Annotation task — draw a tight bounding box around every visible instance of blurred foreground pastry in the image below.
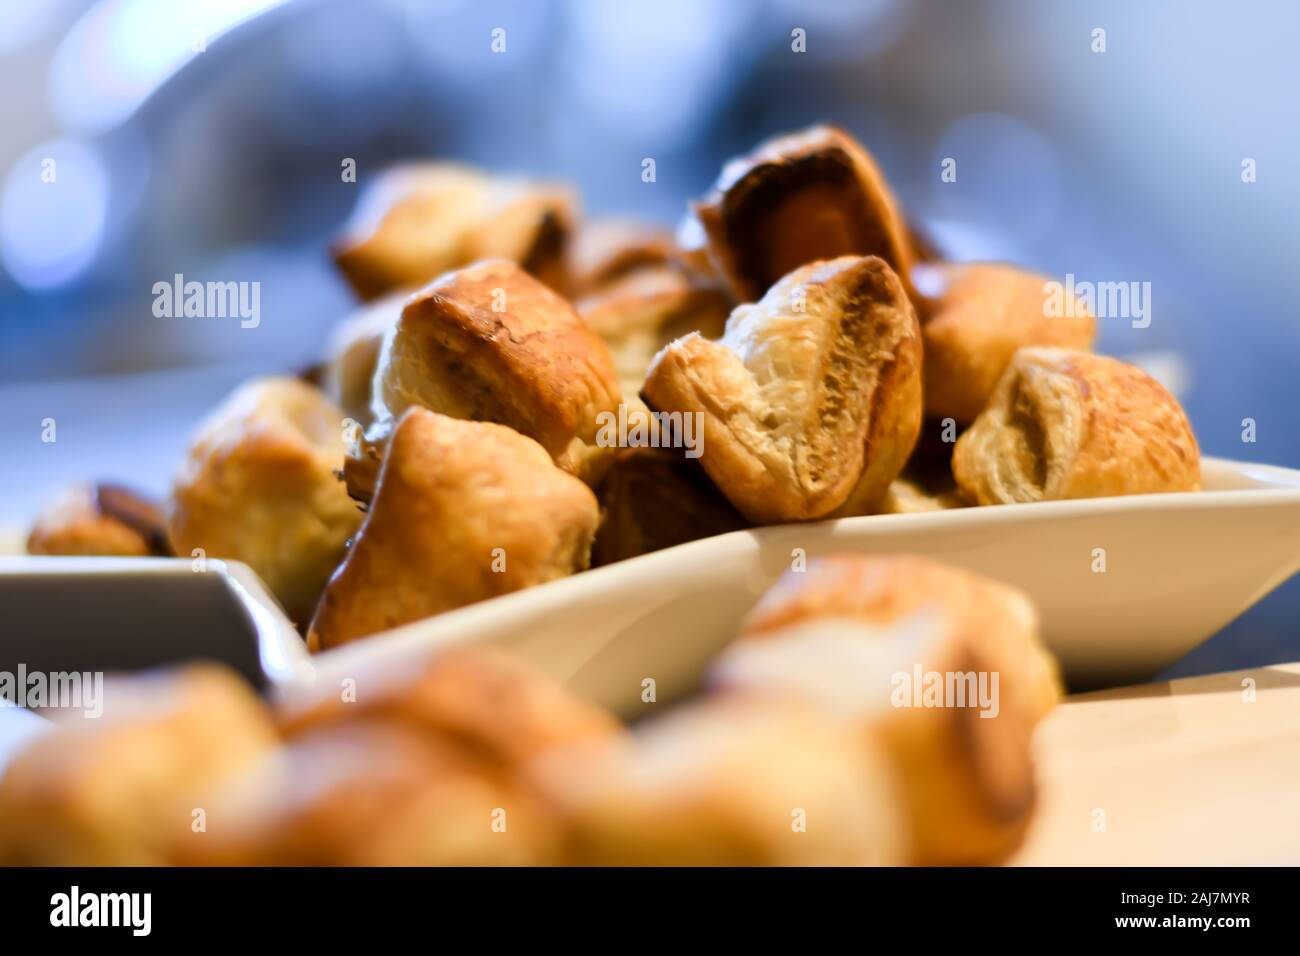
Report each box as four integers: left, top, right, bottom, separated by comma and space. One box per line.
711, 555, 1060, 864
168, 377, 363, 625
0, 666, 277, 865
179, 648, 620, 866
916, 263, 1096, 423
347, 259, 621, 499
332, 162, 575, 299
533, 696, 904, 866
26, 483, 171, 557
642, 255, 921, 522
694, 125, 916, 302
953, 347, 1201, 505
311, 408, 599, 650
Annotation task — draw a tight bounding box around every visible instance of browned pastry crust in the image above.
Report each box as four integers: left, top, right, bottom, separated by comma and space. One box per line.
577, 263, 730, 398
952, 347, 1201, 505
277, 645, 622, 763
694, 125, 916, 302
711, 555, 1060, 865
321, 289, 408, 427
916, 263, 1097, 424
640, 255, 922, 522
567, 218, 677, 295
0, 666, 278, 865
591, 446, 749, 565
530, 696, 904, 866
26, 483, 171, 557
310, 407, 600, 651
346, 259, 622, 500
331, 163, 576, 300
167, 377, 363, 626
169, 719, 560, 867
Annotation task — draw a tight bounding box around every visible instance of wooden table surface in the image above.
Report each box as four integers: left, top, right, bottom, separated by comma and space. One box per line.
1013, 661, 1300, 865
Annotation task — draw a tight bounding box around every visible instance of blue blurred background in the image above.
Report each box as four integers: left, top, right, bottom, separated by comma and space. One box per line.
1, 0, 1297, 676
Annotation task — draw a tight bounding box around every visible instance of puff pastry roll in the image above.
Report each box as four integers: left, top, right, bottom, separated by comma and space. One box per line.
641, 255, 922, 522
167, 377, 362, 625
26, 483, 171, 557
916, 263, 1096, 424
277, 645, 622, 762
0, 666, 278, 865
347, 259, 621, 499
694, 125, 916, 301
568, 218, 677, 295
711, 555, 1060, 865
332, 162, 575, 300
169, 719, 560, 867
532, 696, 904, 866
321, 290, 407, 427
311, 408, 599, 651
577, 263, 730, 399
591, 446, 748, 565
952, 347, 1201, 505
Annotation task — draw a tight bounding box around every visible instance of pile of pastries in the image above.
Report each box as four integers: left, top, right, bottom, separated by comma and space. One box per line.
12, 124, 1204, 864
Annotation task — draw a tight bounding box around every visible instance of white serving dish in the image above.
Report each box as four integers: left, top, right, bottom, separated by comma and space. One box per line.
3, 457, 1299, 722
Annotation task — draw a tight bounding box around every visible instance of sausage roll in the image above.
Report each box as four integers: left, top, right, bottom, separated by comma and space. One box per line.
347, 259, 621, 500
310, 408, 600, 651
577, 263, 730, 399
916, 262, 1096, 424
641, 255, 922, 522
26, 483, 171, 557
694, 125, 916, 302
167, 377, 362, 625
531, 696, 904, 866
0, 666, 278, 865
568, 218, 677, 295
710, 554, 1060, 865
591, 446, 749, 565
321, 290, 408, 428
169, 719, 560, 867
952, 347, 1201, 505
332, 162, 575, 300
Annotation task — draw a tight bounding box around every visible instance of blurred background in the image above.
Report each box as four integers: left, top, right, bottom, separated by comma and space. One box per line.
2, 0, 1297, 676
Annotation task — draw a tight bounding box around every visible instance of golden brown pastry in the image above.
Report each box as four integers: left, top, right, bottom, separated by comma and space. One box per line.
591, 446, 748, 565
878, 476, 967, 515
916, 262, 1096, 423
321, 289, 408, 427
568, 218, 676, 295
310, 407, 600, 651
346, 259, 621, 500
641, 255, 922, 522
167, 377, 363, 625
332, 163, 575, 300
952, 347, 1201, 505
26, 483, 171, 557
694, 125, 916, 301
710, 554, 1060, 865
170, 646, 621, 866
532, 696, 904, 866
0, 666, 278, 865
169, 719, 559, 867
578, 263, 730, 399
277, 644, 622, 762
